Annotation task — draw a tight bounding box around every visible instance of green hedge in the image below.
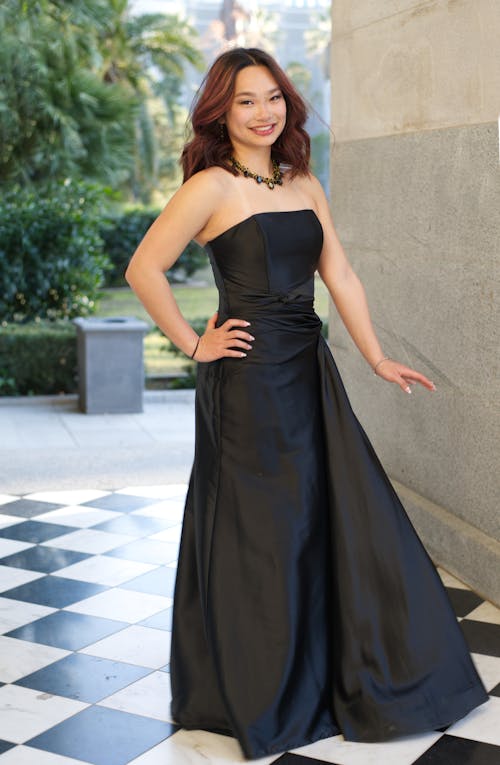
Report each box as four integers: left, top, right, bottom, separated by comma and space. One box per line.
0, 181, 110, 322
0, 322, 77, 396
101, 208, 206, 287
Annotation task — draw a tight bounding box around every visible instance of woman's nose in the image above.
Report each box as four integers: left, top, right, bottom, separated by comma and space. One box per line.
255, 101, 271, 120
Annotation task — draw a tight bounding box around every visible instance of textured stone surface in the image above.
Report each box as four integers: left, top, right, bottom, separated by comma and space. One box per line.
331, 0, 500, 141
394, 479, 500, 607
327, 122, 499, 567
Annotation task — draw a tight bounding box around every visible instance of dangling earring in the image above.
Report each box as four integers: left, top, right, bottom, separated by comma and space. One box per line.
219, 122, 225, 141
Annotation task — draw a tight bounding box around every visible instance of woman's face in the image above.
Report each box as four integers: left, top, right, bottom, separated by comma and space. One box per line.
223, 65, 287, 155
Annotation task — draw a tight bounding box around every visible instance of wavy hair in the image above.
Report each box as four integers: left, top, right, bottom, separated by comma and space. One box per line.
181, 48, 310, 182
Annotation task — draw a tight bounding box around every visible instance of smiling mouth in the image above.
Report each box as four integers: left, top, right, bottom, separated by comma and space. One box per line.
250, 124, 276, 136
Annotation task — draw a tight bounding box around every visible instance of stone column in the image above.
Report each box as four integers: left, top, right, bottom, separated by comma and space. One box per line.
329, 0, 500, 604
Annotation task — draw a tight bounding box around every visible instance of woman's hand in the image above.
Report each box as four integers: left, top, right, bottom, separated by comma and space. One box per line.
373, 358, 436, 394
193, 313, 254, 362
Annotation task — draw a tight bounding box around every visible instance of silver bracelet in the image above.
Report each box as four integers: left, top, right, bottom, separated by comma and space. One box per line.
373, 356, 391, 375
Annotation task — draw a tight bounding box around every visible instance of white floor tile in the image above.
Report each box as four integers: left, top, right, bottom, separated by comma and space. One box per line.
98, 670, 172, 721
0, 684, 87, 744
24, 489, 110, 505
290, 729, 442, 764
0, 540, 34, 558
466, 601, 500, 625
446, 695, 500, 746
128, 728, 277, 765
436, 567, 470, 590
41, 528, 134, 554
80, 625, 171, 668
0, 747, 92, 765
471, 652, 500, 692
132, 500, 186, 524
0, 635, 69, 683
0, 565, 44, 593
0, 597, 56, 634
0, 495, 18, 506
65, 587, 172, 622
31, 506, 119, 528
117, 485, 188, 500
56, 555, 157, 586
147, 525, 182, 545
0, 515, 21, 530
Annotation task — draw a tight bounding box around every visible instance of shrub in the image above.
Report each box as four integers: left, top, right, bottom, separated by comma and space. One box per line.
0, 321, 77, 396
101, 208, 206, 287
0, 181, 110, 322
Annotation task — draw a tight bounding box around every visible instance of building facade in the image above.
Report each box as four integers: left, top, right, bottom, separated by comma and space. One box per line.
329, 0, 500, 604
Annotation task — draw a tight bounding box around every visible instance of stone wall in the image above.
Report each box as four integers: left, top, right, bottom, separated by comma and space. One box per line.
329, 0, 500, 603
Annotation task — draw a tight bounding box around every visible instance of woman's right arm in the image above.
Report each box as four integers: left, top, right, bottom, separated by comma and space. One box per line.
125, 171, 253, 361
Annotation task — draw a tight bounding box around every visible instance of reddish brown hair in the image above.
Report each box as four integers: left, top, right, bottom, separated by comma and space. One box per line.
181, 48, 310, 182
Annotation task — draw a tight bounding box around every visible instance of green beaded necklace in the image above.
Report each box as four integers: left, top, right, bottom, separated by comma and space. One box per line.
230, 156, 283, 190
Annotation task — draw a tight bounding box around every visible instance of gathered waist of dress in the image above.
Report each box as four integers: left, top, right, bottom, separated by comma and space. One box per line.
217, 288, 323, 335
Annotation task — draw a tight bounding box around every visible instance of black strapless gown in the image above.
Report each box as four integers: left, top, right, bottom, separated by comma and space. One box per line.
169, 209, 488, 759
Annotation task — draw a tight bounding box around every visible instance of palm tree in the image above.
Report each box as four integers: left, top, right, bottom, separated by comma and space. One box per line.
0, 0, 202, 197
95, 0, 203, 200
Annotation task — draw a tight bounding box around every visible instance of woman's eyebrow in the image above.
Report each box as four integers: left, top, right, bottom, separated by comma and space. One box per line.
234, 87, 282, 97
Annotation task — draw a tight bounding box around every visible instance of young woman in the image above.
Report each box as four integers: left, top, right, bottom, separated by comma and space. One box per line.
126, 48, 488, 760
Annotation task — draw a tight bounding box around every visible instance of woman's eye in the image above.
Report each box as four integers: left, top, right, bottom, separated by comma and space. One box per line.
239, 100, 253, 106
270, 94, 282, 101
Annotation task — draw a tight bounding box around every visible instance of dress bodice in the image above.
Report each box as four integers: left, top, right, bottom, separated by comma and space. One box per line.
205, 209, 324, 319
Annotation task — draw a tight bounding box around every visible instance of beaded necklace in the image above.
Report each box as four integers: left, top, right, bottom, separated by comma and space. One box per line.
230, 156, 283, 190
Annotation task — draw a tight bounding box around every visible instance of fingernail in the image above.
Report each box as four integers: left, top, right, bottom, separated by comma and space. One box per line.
249, 335, 255, 340
406, 387, 411, 394
245, 322, 251, 326
240, 352, 247, 357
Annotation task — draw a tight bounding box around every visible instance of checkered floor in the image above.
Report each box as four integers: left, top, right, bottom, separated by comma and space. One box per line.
0, 486, 498, 765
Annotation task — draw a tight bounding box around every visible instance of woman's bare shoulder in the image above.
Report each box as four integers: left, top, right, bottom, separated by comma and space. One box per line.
184, 166, 233, 196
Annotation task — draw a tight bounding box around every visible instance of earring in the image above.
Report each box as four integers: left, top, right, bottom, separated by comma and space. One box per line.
219, 123, 225, 141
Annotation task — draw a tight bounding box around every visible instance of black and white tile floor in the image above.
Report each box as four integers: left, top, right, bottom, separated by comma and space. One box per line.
0, 485, 498, 765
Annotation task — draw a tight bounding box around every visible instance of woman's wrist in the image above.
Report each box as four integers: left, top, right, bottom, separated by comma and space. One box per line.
372, 356, 392, 375
189, 336, 201, 360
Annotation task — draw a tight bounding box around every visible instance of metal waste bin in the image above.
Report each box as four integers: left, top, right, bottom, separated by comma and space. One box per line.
74, 316, 148, 414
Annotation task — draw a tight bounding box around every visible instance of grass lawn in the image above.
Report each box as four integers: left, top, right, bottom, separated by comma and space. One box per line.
95, 269, 330, 377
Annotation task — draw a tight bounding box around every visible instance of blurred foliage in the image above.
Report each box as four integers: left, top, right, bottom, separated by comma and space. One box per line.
0, 180, 110, 322
100, 208, 206, 287
0, 0, 202, 200
0, 321, 77, 396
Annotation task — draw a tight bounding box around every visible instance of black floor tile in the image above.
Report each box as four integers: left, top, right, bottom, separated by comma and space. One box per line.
121, 566, 176, 597
0, 545, 89, 573
26, 706, 174, 765
15, 652, 151, 702
459, 619, 500, 657
0, 520, 72, 544
413, 734, 500, 764
446, 587, 485, 618
0, 499, 61, 518
1, 575, 106, 608
106, 538, 179, 564
139, 606, 173, 631
83, 494, 161, 512
6, 610, 128, 650
489, 683, 500, 697
93, 514, 175, 537
0, 740, 15, 755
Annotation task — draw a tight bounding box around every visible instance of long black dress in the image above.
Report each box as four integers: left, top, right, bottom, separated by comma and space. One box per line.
169, 209, 488, 760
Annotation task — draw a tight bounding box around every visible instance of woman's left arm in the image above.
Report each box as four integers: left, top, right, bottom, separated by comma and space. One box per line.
311, 176, 436, 394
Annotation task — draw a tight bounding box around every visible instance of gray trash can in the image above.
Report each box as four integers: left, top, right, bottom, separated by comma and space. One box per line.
73, 316, 149, 414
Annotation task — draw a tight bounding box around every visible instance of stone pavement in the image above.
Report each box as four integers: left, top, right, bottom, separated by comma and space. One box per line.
0, 392, 195, 495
